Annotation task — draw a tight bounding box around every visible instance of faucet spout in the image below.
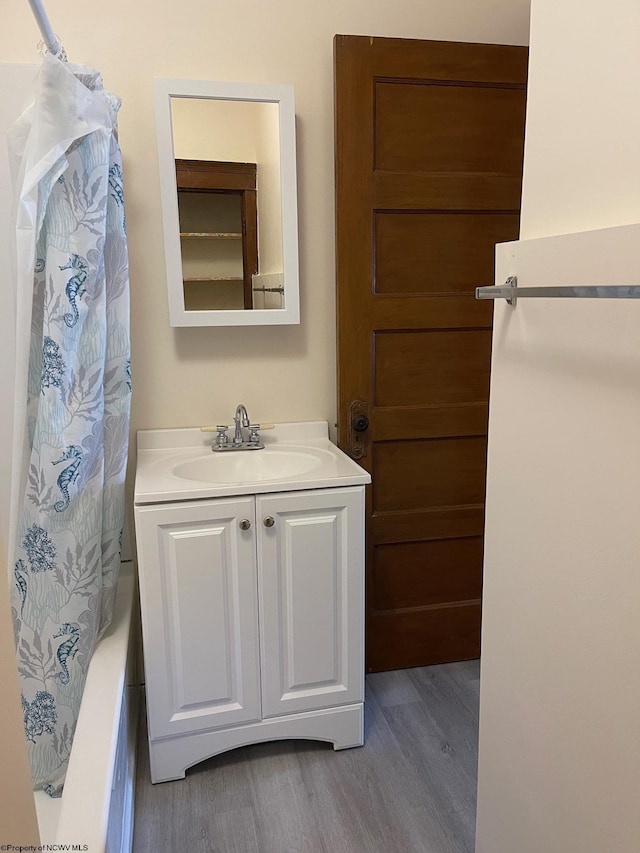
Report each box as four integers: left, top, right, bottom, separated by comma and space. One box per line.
233, 404, 250, 445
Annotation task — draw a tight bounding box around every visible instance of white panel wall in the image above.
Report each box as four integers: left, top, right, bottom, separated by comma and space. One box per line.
476, 1, 640, 851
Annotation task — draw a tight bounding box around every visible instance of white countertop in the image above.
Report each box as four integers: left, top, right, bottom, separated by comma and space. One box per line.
134, 421, 371, 505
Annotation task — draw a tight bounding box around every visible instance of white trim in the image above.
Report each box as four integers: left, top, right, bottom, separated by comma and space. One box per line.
148, 702, 364, 784
153, 78, 300, 327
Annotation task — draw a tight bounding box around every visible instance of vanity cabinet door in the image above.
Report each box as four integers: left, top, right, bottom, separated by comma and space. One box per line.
135, 498, 261, 739
257, 487, 365, 718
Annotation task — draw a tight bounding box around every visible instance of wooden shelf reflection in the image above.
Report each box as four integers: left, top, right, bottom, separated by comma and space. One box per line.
180, 232, 242, 239
183, 276, 243, 282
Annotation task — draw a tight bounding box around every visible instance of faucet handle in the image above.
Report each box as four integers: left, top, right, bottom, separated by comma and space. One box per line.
247, 424, 262, 445
214, 425, 230, 446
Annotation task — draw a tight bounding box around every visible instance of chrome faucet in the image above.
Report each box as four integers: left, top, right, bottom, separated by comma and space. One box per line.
211, 404, 264, 452
233, 404, 250, 446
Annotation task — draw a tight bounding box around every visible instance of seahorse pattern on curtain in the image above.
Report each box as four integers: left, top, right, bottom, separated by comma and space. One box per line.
9, 55, 131, 795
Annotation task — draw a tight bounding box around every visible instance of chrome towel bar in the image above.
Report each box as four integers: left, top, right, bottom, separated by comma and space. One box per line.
476, 276, 640, 307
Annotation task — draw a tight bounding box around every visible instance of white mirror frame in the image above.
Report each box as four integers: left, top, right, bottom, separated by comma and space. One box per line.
153, 78, 300, 327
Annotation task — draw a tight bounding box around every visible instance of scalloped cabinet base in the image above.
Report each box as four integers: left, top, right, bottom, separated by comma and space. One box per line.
135, 486, 366, 783
149, 704, 364, 783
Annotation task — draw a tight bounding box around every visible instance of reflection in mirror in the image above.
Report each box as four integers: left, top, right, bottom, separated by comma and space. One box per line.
172, 99, 282, 311
154, 80, 299, 327
176, 158, 258, 311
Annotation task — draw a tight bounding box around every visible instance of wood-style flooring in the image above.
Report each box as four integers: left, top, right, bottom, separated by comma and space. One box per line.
132, 660, 480, 853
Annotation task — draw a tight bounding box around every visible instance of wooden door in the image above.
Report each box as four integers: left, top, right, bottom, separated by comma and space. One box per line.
335, 35, 527, 671
135, 498, 261, 740
257, 487, 365, 718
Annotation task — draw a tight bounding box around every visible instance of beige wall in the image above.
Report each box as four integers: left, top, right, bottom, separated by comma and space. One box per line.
475, 1, 640, 851
0, 543, 40, 845
255, 102, 283, 278
0, 0, 530, 445
171, 97, 259, 161
519, 1, 640, 238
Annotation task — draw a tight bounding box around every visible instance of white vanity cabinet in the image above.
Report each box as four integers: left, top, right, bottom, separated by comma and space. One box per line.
135, 484, 365, 783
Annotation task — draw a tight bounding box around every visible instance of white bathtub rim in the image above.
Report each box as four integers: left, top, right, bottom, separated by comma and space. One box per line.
34, 561, 135, 848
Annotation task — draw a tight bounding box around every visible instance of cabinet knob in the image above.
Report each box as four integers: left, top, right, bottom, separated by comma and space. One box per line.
239, 519, 251, 530
263, 516, 275, 528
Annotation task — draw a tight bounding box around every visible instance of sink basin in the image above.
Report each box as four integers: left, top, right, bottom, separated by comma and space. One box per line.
172, 447, 328, 484
134, 422, 371, 504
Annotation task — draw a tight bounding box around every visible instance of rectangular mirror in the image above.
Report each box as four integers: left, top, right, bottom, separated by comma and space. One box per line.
154, 79, 300, 326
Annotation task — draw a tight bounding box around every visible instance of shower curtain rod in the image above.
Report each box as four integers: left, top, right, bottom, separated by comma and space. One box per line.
27, 0, 63, 56
476, 276, 640, 307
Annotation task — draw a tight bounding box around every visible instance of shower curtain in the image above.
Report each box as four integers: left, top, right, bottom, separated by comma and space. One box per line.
8, 53, 131, 795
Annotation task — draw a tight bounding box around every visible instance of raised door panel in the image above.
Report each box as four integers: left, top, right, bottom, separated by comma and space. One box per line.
375, 212, 520, 294
257, 487, 365, 718
135, 498, 260, 739
374, 79, 526, 173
